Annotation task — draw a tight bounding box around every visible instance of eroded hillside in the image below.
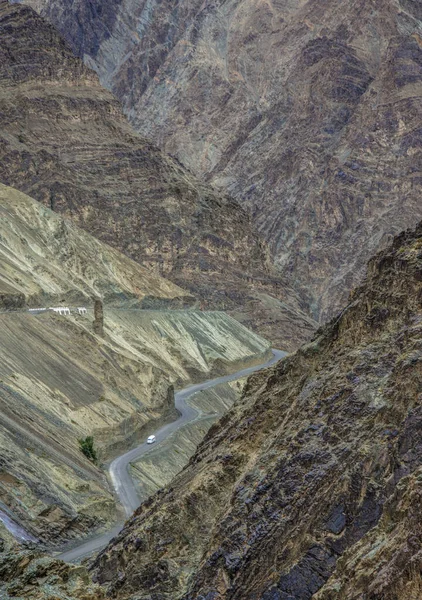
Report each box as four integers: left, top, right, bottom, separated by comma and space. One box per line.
0, 0, 316, 350
23, 0, 422, 322
0, 184, 189, 309
92, 223, 422, 599
0, 184, 272, 550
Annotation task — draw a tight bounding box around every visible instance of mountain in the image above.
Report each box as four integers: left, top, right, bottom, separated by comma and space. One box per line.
0, 183, 272, 548
0, 0, 316, 350
91, 221, 422, 599
20, 0, 422, 322
0, 183, 189, 309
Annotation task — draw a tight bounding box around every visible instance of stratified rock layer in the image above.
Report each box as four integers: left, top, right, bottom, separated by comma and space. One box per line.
92, 223, 422, 599
0, 0, 316, 350
23, 0, 422, 321
0, 183, 187, 308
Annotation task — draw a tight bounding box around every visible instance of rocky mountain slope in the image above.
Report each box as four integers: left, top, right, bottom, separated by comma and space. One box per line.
91, 221, 422, 599
22, 0, 422, 322
0, 183, 188, 310
0, 183, 271, 549
0, 549, 104, 600
0, 0, 316, 350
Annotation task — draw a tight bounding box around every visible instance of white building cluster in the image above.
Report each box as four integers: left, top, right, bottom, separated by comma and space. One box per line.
28, 307, 87, 316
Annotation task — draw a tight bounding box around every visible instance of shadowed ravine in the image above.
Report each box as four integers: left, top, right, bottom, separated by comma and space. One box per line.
56, 349, 287, 563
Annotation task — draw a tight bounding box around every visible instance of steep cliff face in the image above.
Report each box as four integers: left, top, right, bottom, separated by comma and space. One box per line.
21, 0, 422, 321
0, 0, 316, 350
92, 222, 422, 599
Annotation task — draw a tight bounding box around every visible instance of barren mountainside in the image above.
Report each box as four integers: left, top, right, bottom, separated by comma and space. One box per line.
1, 1, 422, 599
21, 0, 422, 321
0, 0, 316, 350
0, 183, 188, 309
0, 183, 271, 550
91, 222, 422, 599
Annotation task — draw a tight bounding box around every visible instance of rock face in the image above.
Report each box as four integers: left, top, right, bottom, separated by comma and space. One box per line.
0, 549, 104, 599
92, 222, 422, 599
21, 0, 422, 321
0, 0, 316, 350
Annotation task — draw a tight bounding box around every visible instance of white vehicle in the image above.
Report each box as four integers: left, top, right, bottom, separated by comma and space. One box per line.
147, 435, 156, 445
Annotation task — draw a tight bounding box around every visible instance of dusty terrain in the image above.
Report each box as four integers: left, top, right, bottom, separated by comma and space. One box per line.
23, 0, 422, 322
0, 0, 316, 350
92, 222, 422, 599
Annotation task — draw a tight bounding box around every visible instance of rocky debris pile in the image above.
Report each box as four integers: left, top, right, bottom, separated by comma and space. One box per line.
91, 222, 422, 599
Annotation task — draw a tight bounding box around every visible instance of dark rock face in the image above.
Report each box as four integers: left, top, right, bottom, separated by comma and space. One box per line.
91, 222, 422, 599
0, 0, 315, 350
21, 0, 422, 323
93, 298, 104, 337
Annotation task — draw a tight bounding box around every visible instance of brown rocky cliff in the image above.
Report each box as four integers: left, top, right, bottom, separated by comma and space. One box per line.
0, 0, 315, 350
22, 0, 422, 323
91, 222, 422, 599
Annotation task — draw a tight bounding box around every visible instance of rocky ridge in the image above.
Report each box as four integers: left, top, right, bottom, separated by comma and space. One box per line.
91, 222, 422, 599
0, 549, 104, 599
0, 0, 316, 350
22, 0, 422, 322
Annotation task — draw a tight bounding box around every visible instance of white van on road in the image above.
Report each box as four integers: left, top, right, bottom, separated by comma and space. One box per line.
147, 435, 156, 444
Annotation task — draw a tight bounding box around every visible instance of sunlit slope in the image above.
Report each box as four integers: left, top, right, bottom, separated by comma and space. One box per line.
0, 183, 189, 309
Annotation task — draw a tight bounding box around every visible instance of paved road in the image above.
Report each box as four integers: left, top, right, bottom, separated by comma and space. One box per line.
57, 349, 286, 562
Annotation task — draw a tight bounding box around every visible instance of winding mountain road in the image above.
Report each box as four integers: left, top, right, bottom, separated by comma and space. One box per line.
57, 349, 286, 562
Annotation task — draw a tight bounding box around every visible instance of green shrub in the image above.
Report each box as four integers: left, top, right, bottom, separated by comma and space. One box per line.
78, 436, 98, 464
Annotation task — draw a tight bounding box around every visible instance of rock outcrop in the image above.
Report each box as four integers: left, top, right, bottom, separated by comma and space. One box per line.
0, 0, 316, 350
22, 0, 422, 322
0, 549, 104, 599
92, 222, 422, 599
93, 299, 104, 337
